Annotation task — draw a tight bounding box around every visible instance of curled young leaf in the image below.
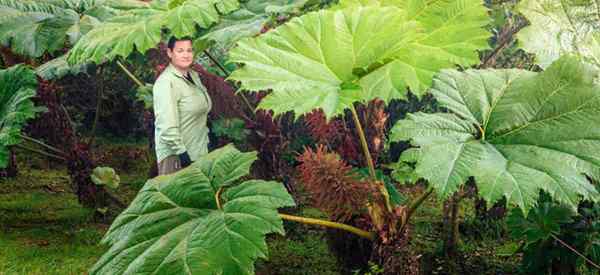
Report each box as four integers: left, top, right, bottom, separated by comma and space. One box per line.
90, 166, 120, 189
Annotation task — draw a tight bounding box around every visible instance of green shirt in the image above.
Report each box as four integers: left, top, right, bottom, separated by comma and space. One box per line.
153, 64, 212, 163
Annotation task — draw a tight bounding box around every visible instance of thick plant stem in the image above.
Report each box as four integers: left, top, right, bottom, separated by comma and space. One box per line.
279, 213, 374, 240
477, 124, 485, 141
88, 66, 104, 147
349, 104, 376, 180
443, 192, 462, 258
60, 104, 76, 134
401, 188, 434, 232
479, 15, 528, 69
552, 234, 600, 270
203, 50, 230, 77
212, 186, 373, 240
116, 60, 144, 87
349, 104, 393, 214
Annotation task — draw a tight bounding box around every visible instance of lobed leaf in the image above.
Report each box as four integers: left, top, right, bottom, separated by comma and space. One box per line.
68, 0, 240, 64
391, 56, 600, 214
228, 0, 490, 119
0, 0, 141, 58
91, 145, 295, 275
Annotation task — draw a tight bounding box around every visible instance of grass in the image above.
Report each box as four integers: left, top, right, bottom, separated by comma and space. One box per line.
0, 147, 110, 275
0, 140, 342, 275
0, 226, 106, 274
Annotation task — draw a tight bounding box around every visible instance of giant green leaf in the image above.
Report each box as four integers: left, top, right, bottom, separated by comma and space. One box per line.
90, 145, 295, 275
228, 1, 490, 119
0, 65, 45, 168
517, 0, 600, 70
0, 0, 76, 58
195, 0, 314, 51
0, 0, 144, 58
391, 56, 600, 213
338, 0, 491, 94
68, 0, 240, 64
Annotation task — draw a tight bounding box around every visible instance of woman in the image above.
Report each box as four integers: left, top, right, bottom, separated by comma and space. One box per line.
153, 36, 212, 175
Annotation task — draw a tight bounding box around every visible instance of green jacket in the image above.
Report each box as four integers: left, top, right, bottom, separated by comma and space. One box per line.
153, 64, 212, 163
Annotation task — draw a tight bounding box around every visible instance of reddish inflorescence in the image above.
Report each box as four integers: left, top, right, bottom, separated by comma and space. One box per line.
296, 145, 374, 222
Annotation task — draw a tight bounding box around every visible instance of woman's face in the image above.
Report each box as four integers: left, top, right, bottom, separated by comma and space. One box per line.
167, 40, 194, 70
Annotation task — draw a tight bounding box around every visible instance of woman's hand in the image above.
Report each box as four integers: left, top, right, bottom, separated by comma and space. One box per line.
178, 152, 192, 168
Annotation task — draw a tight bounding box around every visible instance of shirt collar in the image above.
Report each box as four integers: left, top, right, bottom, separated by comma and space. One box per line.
166, 63, 195, 84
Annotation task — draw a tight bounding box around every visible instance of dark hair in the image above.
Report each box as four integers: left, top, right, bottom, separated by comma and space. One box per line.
167, 36, 193, 50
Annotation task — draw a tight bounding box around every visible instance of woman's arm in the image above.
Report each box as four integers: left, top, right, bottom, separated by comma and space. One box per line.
153, 79, 188, 159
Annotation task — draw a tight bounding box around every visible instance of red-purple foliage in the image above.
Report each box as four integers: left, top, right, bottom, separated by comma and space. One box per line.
304, 109, 344, 144
27, 79, 111, 208
360, 99, 388, 161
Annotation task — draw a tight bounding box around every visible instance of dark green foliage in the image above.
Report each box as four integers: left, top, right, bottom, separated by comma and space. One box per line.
212, 117, 249, 144
0, 65, 45, 168
507, 201, 575, 244
508, 196, 600, 274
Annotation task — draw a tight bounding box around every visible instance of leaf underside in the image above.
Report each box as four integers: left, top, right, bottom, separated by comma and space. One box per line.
68, 0, 240, 64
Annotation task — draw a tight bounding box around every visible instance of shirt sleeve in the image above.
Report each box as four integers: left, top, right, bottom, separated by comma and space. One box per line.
153, 79, 187, 156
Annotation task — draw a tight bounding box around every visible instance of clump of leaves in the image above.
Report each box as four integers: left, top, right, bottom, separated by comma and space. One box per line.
296, 145, 374, 221
0, 0, 144, 58
507, 200, 575, 244
391, 56, 600, 214
90, 166, 120, 189
212, 117, 249, 144
0, 0, 145, 79
90, 145, 295, 275
508, 197, 600, 274
0, 65, 45, 167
